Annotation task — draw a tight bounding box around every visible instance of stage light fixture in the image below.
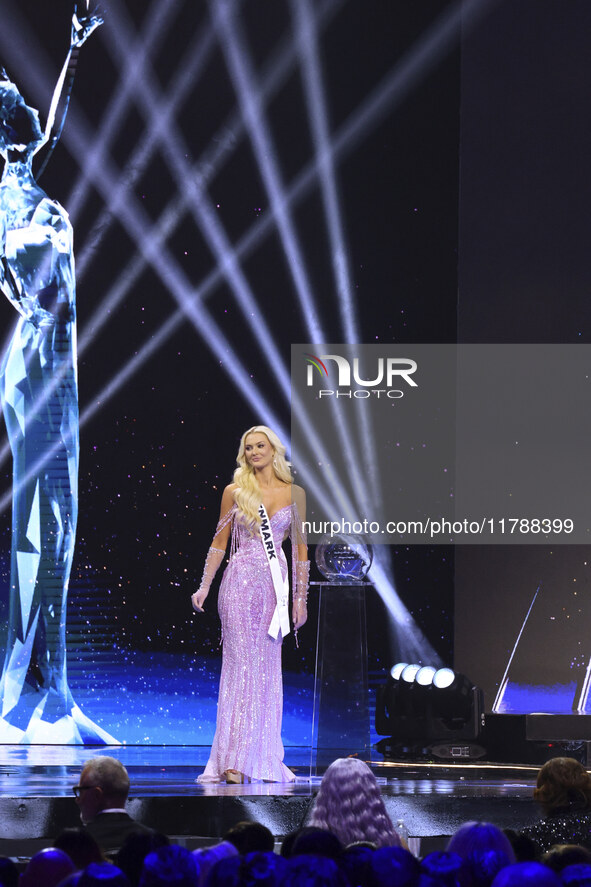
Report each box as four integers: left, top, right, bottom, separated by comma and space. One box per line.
431, 671, 476, 723
401, 664, 422, 683
415, 666, 437, 686
390, 662, 408, 681
376, 664, 485, 758
433, 667, 456, 689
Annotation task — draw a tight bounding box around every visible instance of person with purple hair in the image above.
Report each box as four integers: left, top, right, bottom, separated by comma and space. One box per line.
306, 758, 401, 848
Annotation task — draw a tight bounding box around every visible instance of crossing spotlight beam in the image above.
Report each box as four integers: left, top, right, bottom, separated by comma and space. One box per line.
209, 0, 325, 345
79, 0, 495, 414
75, 0, 344, 281
209, 1, 388, 551
98, 0, 372, 534
0, 0, 499, 658
67, 0, 186, 222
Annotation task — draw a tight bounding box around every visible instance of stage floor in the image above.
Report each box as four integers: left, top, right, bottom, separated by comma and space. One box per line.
0, 745, 542, 859
0, 744, 537, 795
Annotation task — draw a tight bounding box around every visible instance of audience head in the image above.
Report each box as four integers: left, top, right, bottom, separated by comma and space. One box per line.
542, 845, 591, 873
192, 841, 238, 885
139, 845, 199, 887
281, 855, 349, 887
55, 827, 105, 869
533, 758, 591, 815
58, 874, 83, 887
241, 852, 286, 887
75, 756, 131, 824
560, 863, 591, 886
491, 862, 562, 887
280, 830, 301, 859
0, 856, 18, 887
369, 846, 421, 887
20, 847, 76, 887
421, 851, 472, 887
338, 844, 375, 887
502, 830, 541, 863
446, 822, 515, 886
447, 823, 515, 863
202, 855, 242, 887
307, 758, 400, 848
78, 863, 131, 886
469, 851, 515, 887
204, 851, 286, 887
116, 832, 170, 887
223, 821, 275, 855
289, 828, 343, 860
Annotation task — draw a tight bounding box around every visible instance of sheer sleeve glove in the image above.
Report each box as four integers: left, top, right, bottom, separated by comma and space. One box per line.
292, 560, 310, 630
191, 546, 225, 612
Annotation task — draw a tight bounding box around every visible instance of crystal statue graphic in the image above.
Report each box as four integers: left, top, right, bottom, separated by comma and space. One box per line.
0, 8, 117, 742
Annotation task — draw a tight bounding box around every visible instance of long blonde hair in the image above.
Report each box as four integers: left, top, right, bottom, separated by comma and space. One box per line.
233, 426, 292, 533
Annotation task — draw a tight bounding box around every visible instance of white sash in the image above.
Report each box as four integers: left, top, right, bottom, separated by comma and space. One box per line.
258, 503, 290, 639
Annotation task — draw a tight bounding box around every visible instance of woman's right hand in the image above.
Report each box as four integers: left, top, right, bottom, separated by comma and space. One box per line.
191, 588, 208, 613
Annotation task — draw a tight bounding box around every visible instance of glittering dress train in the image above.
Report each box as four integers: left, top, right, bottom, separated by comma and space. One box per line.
198, 505, 297, 783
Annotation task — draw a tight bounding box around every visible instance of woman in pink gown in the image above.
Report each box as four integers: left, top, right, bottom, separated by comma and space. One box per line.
192, 426, 309, 784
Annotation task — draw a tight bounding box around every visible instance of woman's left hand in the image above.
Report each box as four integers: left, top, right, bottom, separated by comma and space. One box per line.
292, 598, 307, 630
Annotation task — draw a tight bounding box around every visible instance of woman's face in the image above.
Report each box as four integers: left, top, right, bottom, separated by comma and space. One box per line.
244, 433, 274, 471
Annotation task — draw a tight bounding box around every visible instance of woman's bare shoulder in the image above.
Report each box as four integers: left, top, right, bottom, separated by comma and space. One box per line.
219, 484, 238, 512
290, 484, 306, 508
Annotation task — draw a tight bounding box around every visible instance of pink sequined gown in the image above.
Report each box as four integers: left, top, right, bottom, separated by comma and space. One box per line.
198, 504, 296, 783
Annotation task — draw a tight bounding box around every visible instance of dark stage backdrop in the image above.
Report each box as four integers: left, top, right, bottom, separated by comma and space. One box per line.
0, 0, 459, 743
456, 0, 591, 712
